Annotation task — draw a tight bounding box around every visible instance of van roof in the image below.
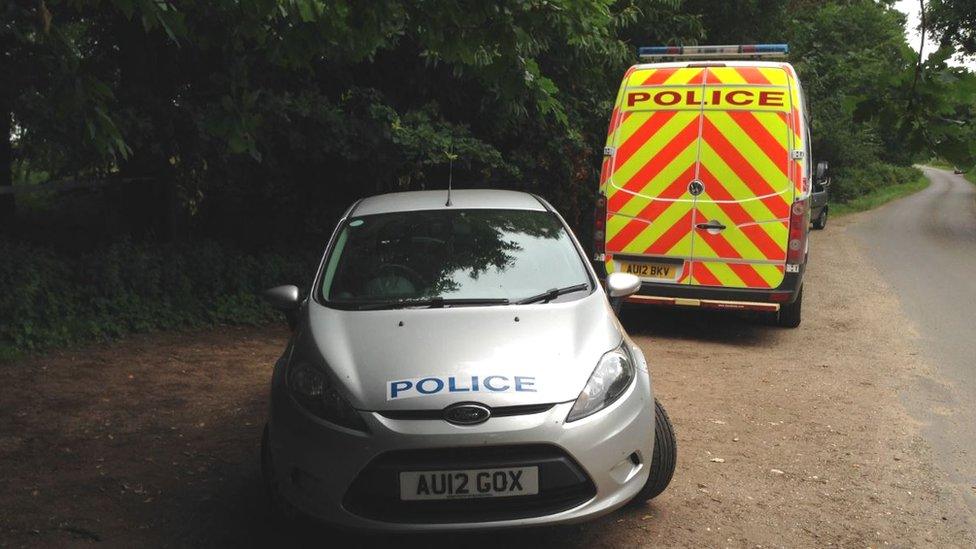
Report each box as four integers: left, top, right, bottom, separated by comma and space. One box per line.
631, 60, 795, 71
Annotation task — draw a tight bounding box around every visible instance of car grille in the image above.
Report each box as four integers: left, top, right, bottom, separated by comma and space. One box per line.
342, 444, 596, 523
376, 403, 555, 421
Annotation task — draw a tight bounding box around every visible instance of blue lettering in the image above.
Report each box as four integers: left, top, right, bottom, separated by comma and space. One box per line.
448, 377, 470, 392
390, 380, 413, 399
483, 375, 510, 392
417, 377, 445, 394
391, 375, 536, 398
514, 376, 536, 392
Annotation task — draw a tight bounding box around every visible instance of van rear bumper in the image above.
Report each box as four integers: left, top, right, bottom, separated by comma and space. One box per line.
626, 269, 803, 308
594, 259, 804, 309
625, 294, 782, 312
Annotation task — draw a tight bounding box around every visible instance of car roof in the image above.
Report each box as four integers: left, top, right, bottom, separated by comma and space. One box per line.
352, 189, 547, 217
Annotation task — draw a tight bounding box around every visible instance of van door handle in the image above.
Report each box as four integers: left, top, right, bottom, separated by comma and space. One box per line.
696, 222, 727, 231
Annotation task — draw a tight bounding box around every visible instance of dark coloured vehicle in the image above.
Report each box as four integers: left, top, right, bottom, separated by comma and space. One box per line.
810, 161, 830, 230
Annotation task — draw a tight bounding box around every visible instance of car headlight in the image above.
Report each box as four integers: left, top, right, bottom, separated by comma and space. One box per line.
566, 342, 636, 422
287, 362, 368, 432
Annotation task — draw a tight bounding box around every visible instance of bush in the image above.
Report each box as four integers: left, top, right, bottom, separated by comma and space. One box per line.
831, 162, 922, 203
0, 239, 317, 356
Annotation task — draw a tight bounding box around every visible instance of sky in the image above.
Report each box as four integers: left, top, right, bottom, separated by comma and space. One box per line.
895, 0, 975, 70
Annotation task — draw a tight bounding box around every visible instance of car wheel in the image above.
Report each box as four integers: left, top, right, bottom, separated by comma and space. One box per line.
629, 399, 677, 504
776, 287, 802, 328
812, 207, 827, 230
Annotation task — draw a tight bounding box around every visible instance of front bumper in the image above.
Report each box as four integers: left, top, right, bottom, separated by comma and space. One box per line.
266, 369, 655, 531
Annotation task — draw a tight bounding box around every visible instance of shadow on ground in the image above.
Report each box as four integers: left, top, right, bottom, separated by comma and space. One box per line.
157, 421, 600, 547
619, 305, 784, 348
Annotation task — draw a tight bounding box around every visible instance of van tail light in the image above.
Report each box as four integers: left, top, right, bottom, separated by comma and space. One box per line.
593, 193, 607, 259
786, 198, 809, 264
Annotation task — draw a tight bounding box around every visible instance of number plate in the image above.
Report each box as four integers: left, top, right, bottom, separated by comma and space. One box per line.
619, 261, 678, 280
399, 467, 539, 501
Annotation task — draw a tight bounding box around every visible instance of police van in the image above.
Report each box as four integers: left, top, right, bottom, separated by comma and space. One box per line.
594, 44, 824, 328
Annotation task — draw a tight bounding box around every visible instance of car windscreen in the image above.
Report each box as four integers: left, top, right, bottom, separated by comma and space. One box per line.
319, 208, 591, 307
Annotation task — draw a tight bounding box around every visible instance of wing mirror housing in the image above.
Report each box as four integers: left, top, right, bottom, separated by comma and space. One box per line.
815, 161, 830, 186
606, 272, 642, 314
263, 285, 301, 310
262, 285, 302, 329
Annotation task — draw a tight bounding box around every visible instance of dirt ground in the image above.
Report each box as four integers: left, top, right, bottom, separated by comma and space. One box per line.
2, 216, 975, 548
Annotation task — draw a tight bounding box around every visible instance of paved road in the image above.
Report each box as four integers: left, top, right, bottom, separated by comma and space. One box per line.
850, 166, 976, 510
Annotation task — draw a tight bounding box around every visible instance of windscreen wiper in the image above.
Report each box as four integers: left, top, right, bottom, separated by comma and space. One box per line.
351, 297, 510, 310
516, 283, 590, 305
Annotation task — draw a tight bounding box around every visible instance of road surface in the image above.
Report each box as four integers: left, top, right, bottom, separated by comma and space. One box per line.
850, 166, 976, 512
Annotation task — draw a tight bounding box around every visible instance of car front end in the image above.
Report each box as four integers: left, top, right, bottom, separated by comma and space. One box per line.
265, 298, 655, 531
261, 190, 669, 531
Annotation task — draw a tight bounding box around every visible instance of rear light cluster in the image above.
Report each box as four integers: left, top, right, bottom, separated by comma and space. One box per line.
786, 198, 809, 264
593, 193, 607, 259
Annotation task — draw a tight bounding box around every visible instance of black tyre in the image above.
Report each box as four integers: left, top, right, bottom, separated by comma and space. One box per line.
776, 287, 802, 328
630, 399, 677, 504
812, 207, 827, 230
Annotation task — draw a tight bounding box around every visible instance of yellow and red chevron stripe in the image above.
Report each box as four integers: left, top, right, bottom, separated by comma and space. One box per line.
687, 261, 786, 288
601, 63, 803, 290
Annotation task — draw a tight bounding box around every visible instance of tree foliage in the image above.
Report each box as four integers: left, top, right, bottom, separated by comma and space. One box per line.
3, 0, 975, 238
928, 0, 976, 55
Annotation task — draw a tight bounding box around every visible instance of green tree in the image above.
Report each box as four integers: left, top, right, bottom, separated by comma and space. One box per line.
1, 0, 185, 222
928, 0, 976, 55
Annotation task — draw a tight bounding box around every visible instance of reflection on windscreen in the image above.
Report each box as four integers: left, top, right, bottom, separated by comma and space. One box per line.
320, 209, 590, 304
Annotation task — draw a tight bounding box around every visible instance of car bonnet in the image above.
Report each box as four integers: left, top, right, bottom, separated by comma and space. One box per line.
301, 290, 622, 410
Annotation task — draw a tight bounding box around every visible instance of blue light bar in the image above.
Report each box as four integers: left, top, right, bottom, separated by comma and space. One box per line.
638, 44, 789, 59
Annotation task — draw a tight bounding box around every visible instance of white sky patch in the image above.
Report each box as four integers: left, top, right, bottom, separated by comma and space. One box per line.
895, 0, 975, 70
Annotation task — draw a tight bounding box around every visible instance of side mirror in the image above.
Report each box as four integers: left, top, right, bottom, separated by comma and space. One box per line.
606, 272, 641, 314
607, 272, 642, 298
815, 161, 829, 183
262, 285, 303, 330
262, 285, 301, 311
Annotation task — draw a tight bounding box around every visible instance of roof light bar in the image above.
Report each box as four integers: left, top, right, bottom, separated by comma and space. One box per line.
638, 44, 789, 60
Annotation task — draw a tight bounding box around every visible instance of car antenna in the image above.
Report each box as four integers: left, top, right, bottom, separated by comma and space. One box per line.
445, 141, 455, 207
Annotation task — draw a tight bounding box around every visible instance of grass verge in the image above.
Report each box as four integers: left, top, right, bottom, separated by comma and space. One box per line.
923, 160, 973, 185
832, 175, 930, 216
924, 158, 955, 170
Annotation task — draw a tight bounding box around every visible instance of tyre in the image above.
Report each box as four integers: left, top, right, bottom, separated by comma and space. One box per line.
812, 207, 827, 230
630, 399, 677, 504
776, 287, 802, 328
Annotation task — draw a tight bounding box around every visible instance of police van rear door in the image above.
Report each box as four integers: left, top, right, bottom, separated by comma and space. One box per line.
601, 65, 708, 285
687, 65, 797, 289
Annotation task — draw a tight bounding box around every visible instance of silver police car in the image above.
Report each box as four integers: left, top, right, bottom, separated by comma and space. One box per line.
261, 189, 676, 531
